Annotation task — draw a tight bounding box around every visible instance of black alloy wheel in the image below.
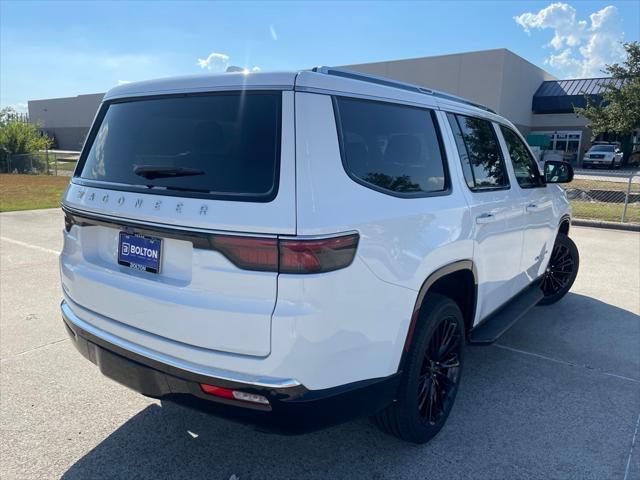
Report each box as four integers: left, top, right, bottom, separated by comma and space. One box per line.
374, 293, 465, 443
539, 233, 579, 305
417, 316, 462, 425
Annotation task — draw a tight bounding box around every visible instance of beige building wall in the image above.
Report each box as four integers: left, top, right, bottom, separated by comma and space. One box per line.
343, 48, 555, 129
29, 93, 104, 150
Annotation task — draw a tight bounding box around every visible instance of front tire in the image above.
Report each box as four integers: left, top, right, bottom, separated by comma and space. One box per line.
375, 294, 464, 443
539, 233, 579, 305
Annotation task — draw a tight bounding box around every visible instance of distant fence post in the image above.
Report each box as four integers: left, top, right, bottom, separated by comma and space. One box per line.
621, 175, 634, 223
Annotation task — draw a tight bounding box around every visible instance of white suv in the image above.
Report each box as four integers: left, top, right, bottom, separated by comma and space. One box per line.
60, 68, 579, 443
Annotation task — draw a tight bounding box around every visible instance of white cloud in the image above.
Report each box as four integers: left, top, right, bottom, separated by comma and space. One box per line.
196, 52, 230, 71
9, 102, 28, 113
117, 80, 131, 85
514, 3, 625, 77
197, 52, 260, 74
269, 25, 278, 41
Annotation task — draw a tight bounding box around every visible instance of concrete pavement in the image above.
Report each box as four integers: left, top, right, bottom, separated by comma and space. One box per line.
1, 209, 639, 479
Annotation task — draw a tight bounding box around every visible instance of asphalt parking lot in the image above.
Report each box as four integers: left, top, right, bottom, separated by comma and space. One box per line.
1, 209, 639, 480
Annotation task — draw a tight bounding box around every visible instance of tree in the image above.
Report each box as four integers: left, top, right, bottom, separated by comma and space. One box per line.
0, 107, 53, 172
574, 42, 640, 137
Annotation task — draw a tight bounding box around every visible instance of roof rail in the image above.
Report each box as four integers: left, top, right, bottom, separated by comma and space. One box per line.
312, 66, 496, 114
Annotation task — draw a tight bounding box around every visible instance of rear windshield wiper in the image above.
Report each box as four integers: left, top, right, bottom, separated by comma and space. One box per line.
133, 165, 205, 180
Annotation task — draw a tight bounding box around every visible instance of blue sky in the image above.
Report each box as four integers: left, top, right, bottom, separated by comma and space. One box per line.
1, 1, 639, 111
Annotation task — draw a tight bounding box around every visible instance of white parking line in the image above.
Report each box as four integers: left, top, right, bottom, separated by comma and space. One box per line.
624, 413, 640, 480
0, 236, 60, 255
494, 343, 640, 384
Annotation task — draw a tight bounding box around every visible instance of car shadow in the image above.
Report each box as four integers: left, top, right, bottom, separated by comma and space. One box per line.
61, 292, 640, 480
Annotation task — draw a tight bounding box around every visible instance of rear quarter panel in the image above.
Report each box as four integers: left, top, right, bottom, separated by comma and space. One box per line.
280, 92, 473, 386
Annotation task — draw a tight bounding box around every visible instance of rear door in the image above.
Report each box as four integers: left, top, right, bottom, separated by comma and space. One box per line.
445, 113, 524, 321
61, 89, 296, 357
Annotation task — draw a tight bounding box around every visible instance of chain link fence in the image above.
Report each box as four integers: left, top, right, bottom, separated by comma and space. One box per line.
3, 151, 79, 176
562, 171, 640, 225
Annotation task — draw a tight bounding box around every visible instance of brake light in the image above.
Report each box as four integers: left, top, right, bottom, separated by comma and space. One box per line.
211, 233, 359, 274
64, 212, 75, 232
211, 235, 278, 272
279, 234, 359, 274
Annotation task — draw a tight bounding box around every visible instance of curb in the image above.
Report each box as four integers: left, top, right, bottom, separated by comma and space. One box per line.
572, 219, 640, 232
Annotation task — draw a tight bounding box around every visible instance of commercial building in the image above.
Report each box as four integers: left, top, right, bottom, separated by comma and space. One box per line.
28, 93, 103, 151
28, 48, 622, 162
343, 48, 623, 164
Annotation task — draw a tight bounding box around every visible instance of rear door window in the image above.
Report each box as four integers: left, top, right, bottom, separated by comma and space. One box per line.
77, 92, 282, 202
334, 97, 448, 197
447, 113, 509, 191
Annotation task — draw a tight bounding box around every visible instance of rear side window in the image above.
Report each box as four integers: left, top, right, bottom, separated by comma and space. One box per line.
334, 97, 448, 197
77, 92, 282, 201
447, 113, 509, 191
500, 125, 545, 188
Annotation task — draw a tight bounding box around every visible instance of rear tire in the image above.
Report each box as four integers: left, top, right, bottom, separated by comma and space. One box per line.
539, 233, 579, 305
374, 294, 464, 443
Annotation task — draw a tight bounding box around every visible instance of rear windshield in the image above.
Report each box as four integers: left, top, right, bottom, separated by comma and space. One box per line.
77, 92, 282, 201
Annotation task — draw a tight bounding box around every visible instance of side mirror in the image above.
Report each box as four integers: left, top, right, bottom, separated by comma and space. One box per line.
545, 160, 574, 183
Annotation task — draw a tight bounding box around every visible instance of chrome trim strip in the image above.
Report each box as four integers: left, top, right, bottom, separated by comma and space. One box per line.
61, 299, 301, 389
62, 204, 278, 239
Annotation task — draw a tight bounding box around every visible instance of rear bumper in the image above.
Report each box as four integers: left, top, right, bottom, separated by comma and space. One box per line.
61, 300, 400, 433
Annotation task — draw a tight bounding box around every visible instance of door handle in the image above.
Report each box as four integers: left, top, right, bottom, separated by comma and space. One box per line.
526, 203, 544, 213
476, 213, 497, 224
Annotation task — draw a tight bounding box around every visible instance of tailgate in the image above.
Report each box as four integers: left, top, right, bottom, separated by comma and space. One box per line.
60, 90, 295, 357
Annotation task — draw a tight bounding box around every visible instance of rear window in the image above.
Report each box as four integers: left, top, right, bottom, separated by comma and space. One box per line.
334, 97, 448, 197
77, 92, 282, 201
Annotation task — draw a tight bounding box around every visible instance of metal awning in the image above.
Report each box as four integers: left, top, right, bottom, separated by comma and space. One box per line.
532, 78, 623, 114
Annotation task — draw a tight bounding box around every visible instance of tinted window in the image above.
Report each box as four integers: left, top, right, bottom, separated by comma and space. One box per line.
500, 126, 544, 188
447, 113, 508, 190
335, 97, 447, 196
78, 92, 281, 201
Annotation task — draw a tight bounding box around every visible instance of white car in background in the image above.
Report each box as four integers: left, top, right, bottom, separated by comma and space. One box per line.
582, 143, 624, 169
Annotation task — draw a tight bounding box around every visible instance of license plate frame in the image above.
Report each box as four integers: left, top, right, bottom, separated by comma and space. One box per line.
118, 232, 162, 274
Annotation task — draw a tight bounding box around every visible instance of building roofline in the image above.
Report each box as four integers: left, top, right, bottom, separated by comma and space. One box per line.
28, 92, 105, 104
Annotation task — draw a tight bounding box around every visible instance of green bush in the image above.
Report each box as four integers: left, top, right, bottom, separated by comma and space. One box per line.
0, 107, 52, 173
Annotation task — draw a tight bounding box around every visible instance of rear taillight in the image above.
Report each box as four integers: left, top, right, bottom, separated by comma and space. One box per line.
211, 233, 359, 274
64, 212, 74, 232
279, 234, 359, 274
211, 235, 278, 272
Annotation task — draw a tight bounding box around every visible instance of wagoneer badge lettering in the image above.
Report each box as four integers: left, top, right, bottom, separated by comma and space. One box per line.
135, 198, 143, 208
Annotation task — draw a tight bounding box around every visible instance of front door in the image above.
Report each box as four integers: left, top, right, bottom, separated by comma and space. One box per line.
498, 125, 556, 284
445, 113, 524, 322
